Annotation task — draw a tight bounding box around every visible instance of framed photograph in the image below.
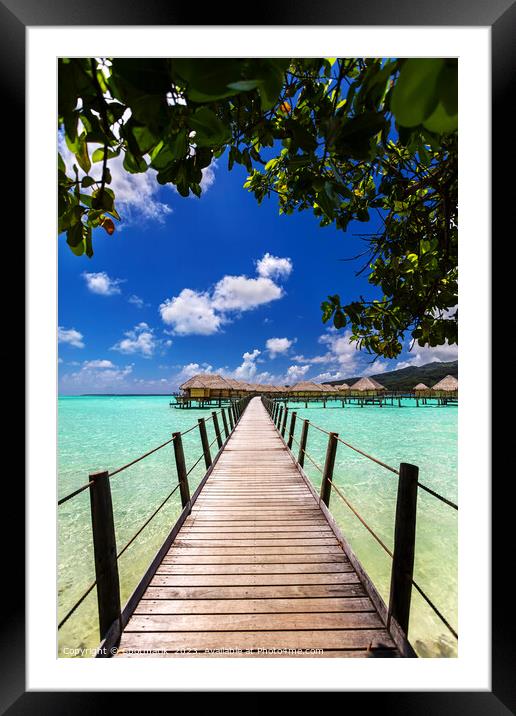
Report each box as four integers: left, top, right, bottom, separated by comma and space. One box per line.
4, 0, 508, 708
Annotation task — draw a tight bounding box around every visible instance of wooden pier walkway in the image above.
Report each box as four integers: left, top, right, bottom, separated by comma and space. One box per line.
116, 397, 402, 657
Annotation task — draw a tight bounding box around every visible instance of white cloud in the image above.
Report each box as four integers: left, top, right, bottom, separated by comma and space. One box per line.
83, 359, 115, 369
82, 271, 124, 296
362, 361, 388, 376
318, 330, 359, 370
200, 162, 217, 192
311, 370, 349, 382
292, 353, 329, 365
160, 253, 292, 336
396, 340, 458, 370
266, 337, 294, 358
111, 323, 162, 357
128, 294, 146, 308
285, 364, 310, 383
61, 360, 134, 392
212, 275, 283, 312
159, 289, 224, 336
256, 253, 293, 280
234, 349, 261, 380
58, 326, 85, 348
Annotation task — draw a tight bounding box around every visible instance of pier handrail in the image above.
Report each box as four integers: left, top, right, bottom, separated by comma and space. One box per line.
58, 396, 251, 638
262, 396, 458, 643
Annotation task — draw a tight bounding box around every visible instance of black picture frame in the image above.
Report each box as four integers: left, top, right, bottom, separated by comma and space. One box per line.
4, 0, 511, 710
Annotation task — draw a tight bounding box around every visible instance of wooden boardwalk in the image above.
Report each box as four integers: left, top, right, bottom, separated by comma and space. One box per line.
116, 397, 401, 657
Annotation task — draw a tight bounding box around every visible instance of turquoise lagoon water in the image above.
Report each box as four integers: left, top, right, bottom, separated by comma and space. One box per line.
58, 396, 457, 658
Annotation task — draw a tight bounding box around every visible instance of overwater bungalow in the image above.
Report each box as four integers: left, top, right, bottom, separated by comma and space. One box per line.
431, 375, 458, 398
413, 382, 432, 397
335, 382, 351, 396
289, 381, 326, 398
179, 374, 214, 399
350, 376, 386, 397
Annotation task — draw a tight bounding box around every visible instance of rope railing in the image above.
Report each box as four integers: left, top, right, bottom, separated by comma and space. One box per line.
116, 483, 181, 562
327, 478, 394, 558
58, 396, 252, 642
261, 395, 458, 645
185, 450, 206, 478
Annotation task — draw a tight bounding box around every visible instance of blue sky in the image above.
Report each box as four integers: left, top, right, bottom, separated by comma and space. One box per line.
58, 150, 457, 395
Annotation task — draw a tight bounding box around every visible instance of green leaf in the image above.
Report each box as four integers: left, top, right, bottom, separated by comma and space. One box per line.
391, 59, 444, 127
91, 187, 115, 212
66, 221, 84, 248
423, 101, 457, 134
81, 176, 95, 188
189, 107, 231, 147
84, 226, 93, 257
123, 151, 148, 173
173, 59, 245, 101
321, 301, 334, 323
75, 136, 91, 174
92, 147, 120, 163
256, 62, 285, 110
333, 310, 346, 329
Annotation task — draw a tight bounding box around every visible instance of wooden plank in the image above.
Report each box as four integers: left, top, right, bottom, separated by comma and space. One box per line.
155, 563, 354, 575
134, 597, 374, 614
169, 546, 344, 555
125, 611, 384, 632
174, 538, 339, 547
117, 648, 398, 658
181, 524, 333, 537
163, 554, 347, 564
118, 629, 396, 652
144, 584, 367, 599
150, 573, 361, 587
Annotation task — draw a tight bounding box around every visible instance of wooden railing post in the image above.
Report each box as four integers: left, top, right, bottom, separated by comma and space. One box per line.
89, 470, 121, 640
388, 462, 419, 635
276, 405, 283, 430
298, 419, 309, 467
287, 411, 297, 449
281, 406, 289, 438
272, 403, 278, 422
172, 432, 191, 508
198, 418, 212, 469
221, 408, 229, 439
212, 411, 223, 450
320, 432, 338, 507
228, 406, 235, 431
232, 402, 238, 424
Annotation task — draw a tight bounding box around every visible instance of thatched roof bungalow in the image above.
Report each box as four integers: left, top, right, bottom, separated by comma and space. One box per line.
179, 374, 218, 399
334, 382, 351, 395
413, 382, 432, 398
289, 381, 326, 397
350, 376, 386, 396
431, 375, 458, 398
